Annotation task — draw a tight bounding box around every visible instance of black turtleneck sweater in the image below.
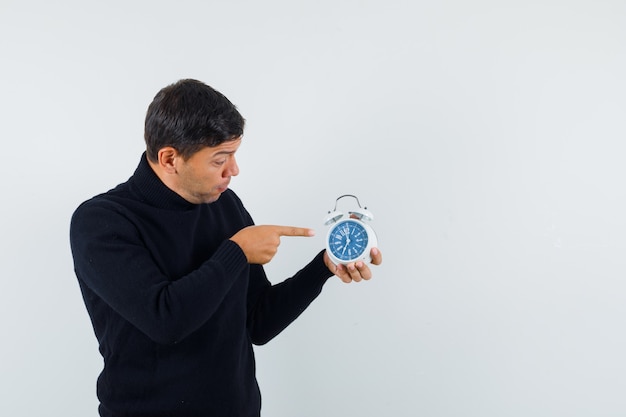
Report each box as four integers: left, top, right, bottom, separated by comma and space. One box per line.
69, 153, 333, 417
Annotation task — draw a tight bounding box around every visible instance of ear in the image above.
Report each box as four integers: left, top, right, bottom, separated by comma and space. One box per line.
156, 147, 179, 174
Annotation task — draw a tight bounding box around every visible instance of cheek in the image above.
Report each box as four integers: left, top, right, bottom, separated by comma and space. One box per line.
218, 165, 231, 178
203, 169, 224, 185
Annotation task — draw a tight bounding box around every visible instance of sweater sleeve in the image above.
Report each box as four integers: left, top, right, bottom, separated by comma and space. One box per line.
246, 250, 334, 345
70, 201, 249, 345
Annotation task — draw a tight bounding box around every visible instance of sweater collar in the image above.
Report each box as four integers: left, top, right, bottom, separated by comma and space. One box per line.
130, 152, 197, 210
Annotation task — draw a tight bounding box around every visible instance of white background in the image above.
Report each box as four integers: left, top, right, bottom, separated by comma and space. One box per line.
1, 0, 625, 416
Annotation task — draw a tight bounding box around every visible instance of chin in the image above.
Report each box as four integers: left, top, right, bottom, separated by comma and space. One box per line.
202, 194, 222, 204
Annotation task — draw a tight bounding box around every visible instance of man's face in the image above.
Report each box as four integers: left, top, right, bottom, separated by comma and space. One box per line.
173, 138, 242, 204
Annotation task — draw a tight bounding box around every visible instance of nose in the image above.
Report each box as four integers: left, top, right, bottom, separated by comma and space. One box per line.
226, 155, 239, 177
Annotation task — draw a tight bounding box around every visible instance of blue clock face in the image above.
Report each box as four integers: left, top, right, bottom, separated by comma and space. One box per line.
328, 220, 369, 262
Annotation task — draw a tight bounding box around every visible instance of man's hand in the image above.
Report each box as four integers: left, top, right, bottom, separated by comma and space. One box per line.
230, 225, 315, 264
324, 247, 383, 283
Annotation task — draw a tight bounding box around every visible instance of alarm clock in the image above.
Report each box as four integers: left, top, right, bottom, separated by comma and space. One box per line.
324, 194, 378, 265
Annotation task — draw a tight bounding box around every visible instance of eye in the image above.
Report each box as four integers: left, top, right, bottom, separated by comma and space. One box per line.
213, 159, 227, 167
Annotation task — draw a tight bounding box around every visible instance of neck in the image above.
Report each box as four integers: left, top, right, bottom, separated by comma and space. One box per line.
148, 158, 183, 199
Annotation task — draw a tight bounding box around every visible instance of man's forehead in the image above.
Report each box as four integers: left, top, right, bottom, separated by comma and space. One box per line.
210, 137, 242, 154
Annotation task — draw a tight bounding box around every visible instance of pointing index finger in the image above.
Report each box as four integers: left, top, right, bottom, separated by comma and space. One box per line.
274, 225, 316, 237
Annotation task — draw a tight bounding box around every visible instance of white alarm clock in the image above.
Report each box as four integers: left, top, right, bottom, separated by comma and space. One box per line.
324, 194, 378, 265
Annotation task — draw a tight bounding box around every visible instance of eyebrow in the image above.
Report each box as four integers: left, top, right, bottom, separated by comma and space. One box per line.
212, 149, 237, 157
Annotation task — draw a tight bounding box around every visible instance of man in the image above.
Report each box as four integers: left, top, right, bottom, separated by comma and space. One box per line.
70, 79, 382, 417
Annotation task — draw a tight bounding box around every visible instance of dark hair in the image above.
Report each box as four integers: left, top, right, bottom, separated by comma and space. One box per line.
144, 79, 245, 162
